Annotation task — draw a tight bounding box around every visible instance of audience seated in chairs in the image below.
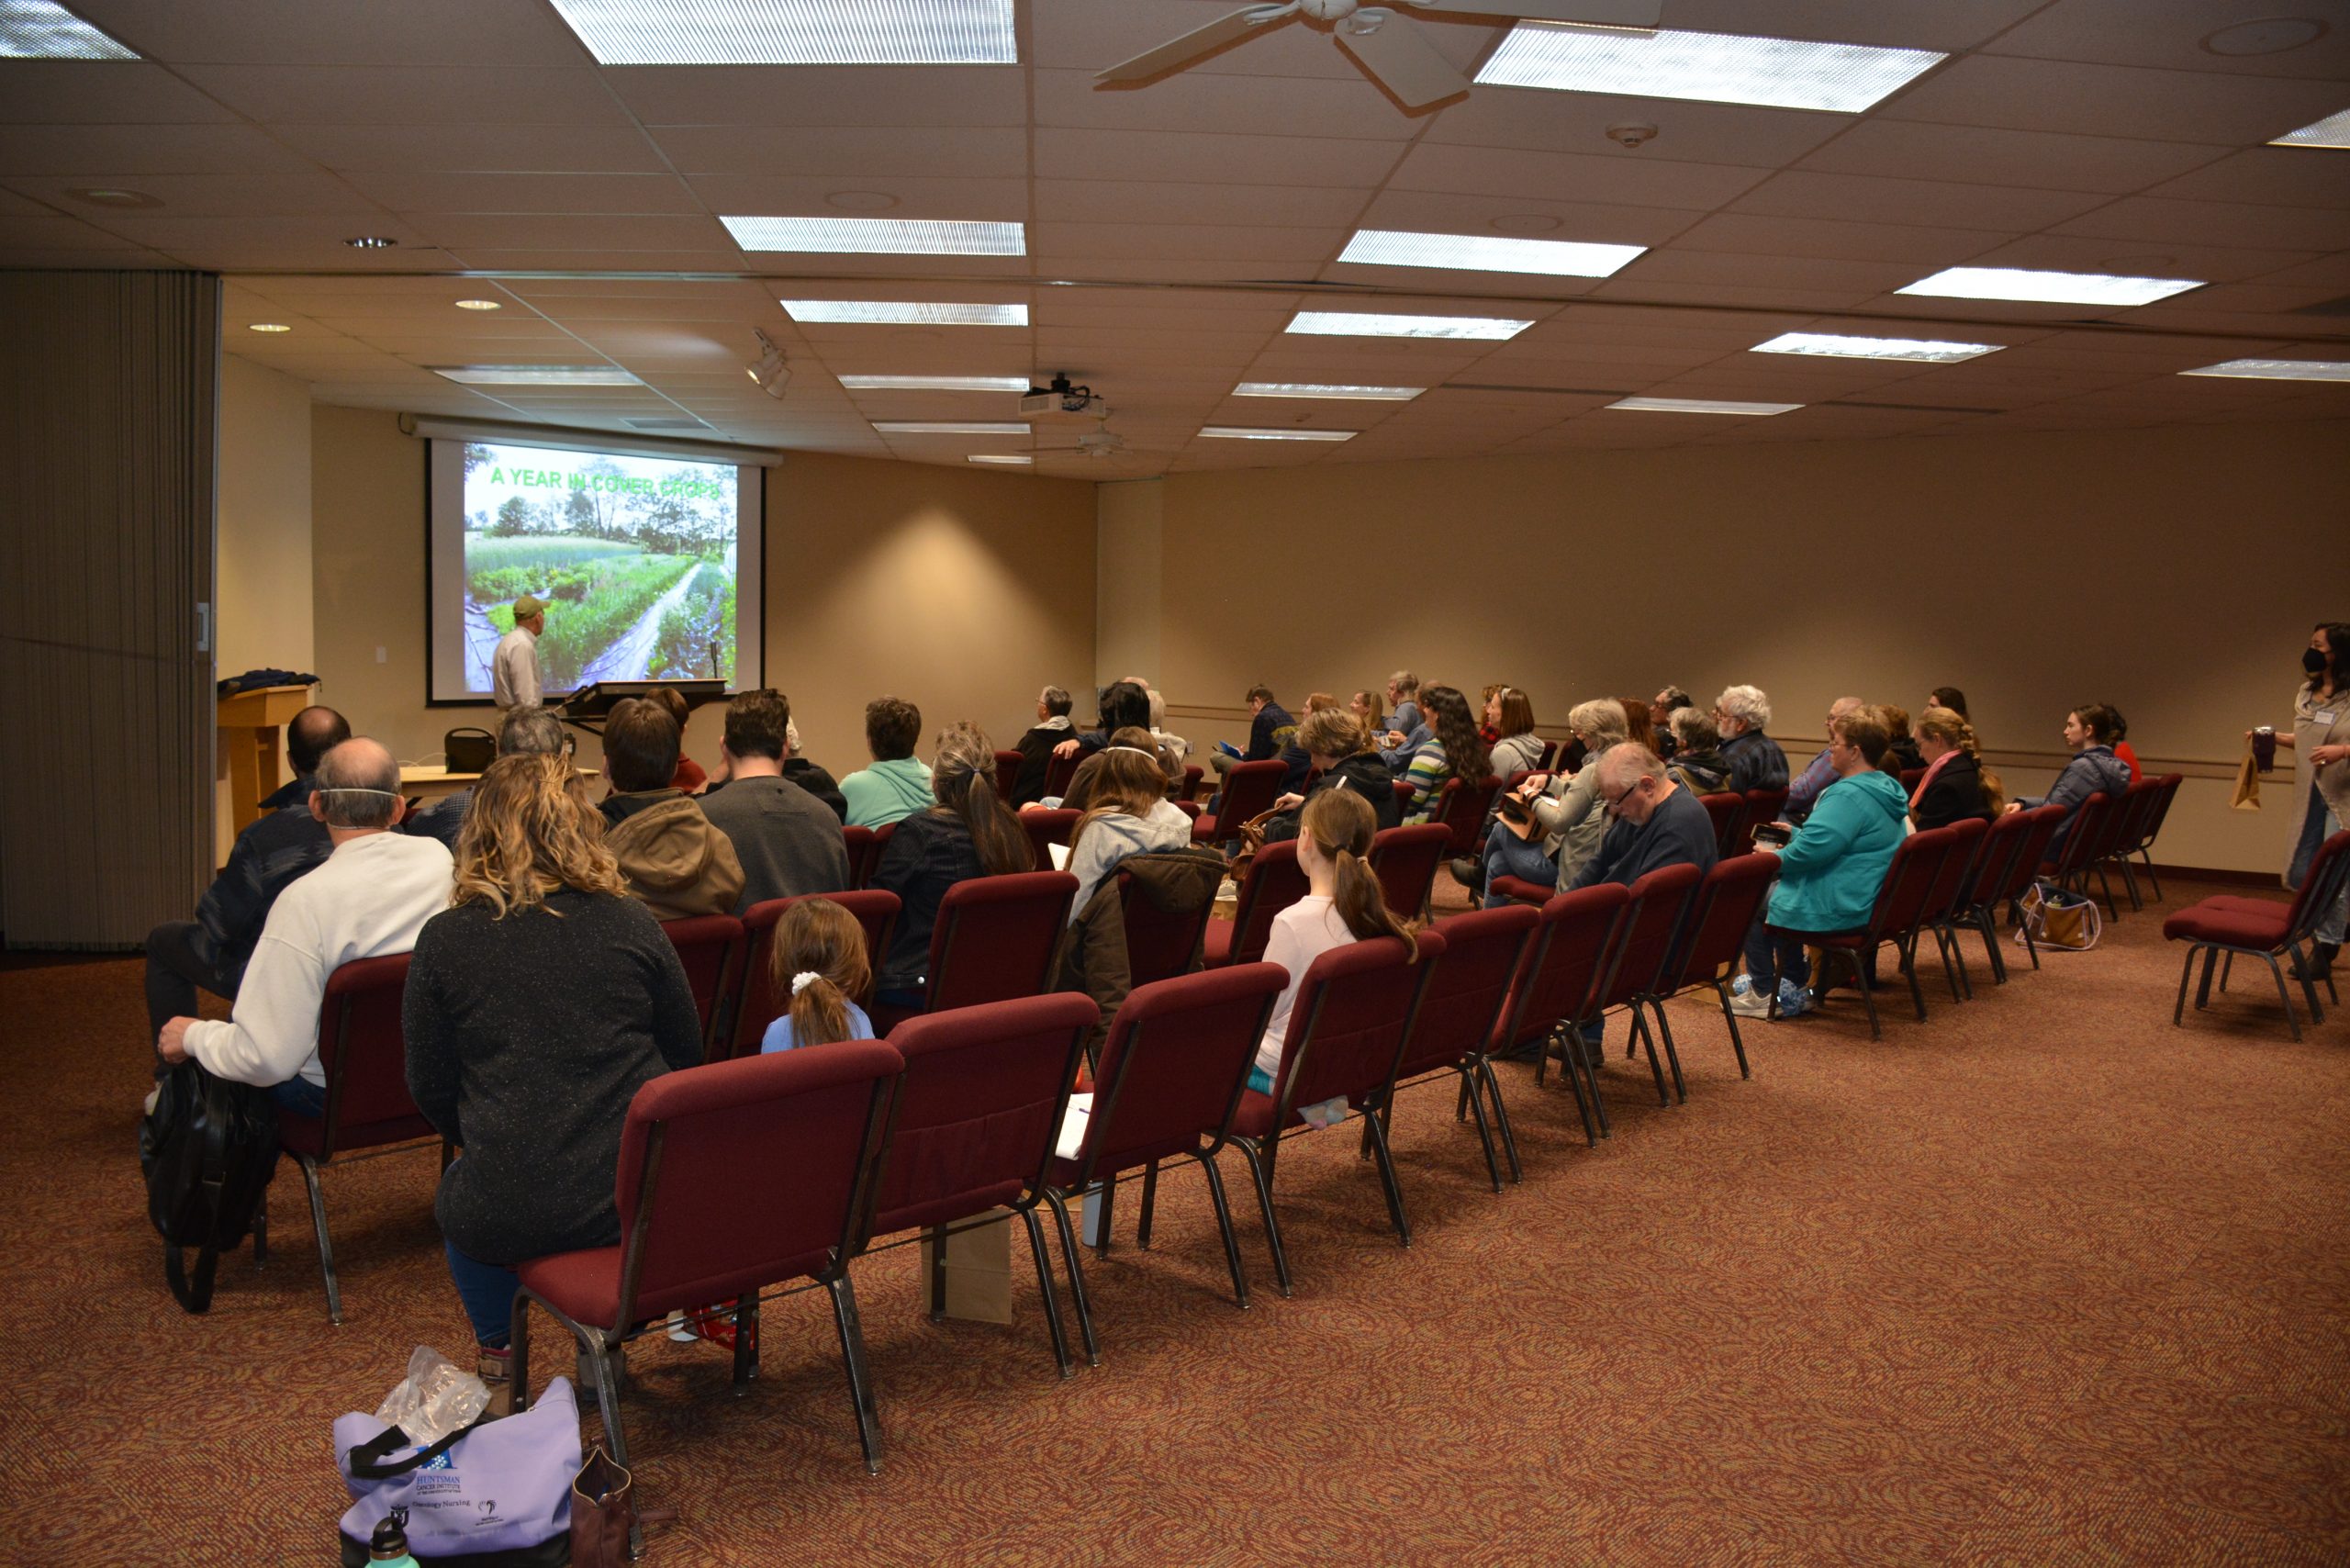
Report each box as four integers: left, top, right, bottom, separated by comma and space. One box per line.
761, 898, 874, 1053
841, 696, 934, 829
1051, 679, 1152, 770
1785, 696, 1867, 823
1571, 743, 1720, 893
1471, 697, 1625, 907
2003, 702, 2132, 861
776, 719, 848, 822
1209, 683, 1297, 785
157, 738, 453, 1119
1146, 684, 1192, 767
1732, 710, 1908, 1020
402, 752, 704, 1415
1929, 686, 1970, 721
143, 704, 345, 1057
407, 707, 569, 849
868, 723, 1035, 1011
1910, 706, 2004, 830
1398, 684, 1488, 826
1062, 743, 1196, 923
1382, 669, 1424, 740
646, 685, 707, 794
1650, 688, 1693, 758
1663, 708, 1731, 795
1260, 708, 1401, 845
598, 698, 744, 920
698, 689, 851, 914
1487, 687, 1544, 780
1013, 684, 1075, 805
1715, 684, 1792, 795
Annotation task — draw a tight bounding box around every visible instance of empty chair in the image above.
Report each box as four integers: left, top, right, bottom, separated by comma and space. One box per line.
2040, 790, 2127, 919
1771, 826, 1961, 1039
1022, 806, 1080, 872
1963, 804, 2069, 979
1698, 791, 1746, 861
1383, 905, 1539, 1193
279, 952, 447, 1324
1204, 839, 1307, 969
1116, 864, 1220, 991
1192, 759, 1287, 849
1043, 964, 1288, 1363
848, 823, 891, 890
659, 913, 745, 1058
2165, 829, 2349, 1041
509, 1039, 902, 1489
2121, 773, 2184, 902
1588, 862, 1705, 1107
2095, 778, 2165, 912
1181, 763, 1203, 801
871, 869, 1079, 1033
993, 749, 1023, 801
1637, 854, 1780, 1085
1535, 739, 1559, 772
1369, 823, 1450, 919
1494, 884, 1631, 1147
863, 993, 1098, 1375
727, 890, 901, 1060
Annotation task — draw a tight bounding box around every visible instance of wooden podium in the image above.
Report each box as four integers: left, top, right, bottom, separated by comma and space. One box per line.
218, 683, 315, 836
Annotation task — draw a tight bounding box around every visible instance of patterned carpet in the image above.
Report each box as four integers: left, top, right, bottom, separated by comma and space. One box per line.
6, 876, 2347, 1567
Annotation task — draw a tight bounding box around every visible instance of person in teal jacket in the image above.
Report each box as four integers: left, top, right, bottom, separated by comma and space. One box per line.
840, 695, 936, 828
1729, 710, 1911, 1019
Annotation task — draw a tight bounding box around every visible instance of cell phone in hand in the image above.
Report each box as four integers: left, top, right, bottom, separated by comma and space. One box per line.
1751, 822, 1793, 849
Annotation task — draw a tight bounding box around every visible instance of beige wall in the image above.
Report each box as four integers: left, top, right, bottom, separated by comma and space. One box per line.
215, 353, 313, 859
1096, 478, 1163, 690
1147, 420, 2350, 876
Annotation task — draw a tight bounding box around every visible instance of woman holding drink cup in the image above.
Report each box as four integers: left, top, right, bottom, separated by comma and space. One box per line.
2253, 622, 2350, 979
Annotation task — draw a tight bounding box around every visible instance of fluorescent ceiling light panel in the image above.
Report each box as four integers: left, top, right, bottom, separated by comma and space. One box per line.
2269, 107, 2350, 150
1607, 396, 1800, 415
1200, 427, 1356, 442
1476, 22, 1943, 114
2180, 358, 2350, 383
433, 365, 642, 386
723, 216, 1023, 255
1338, 229, 1644, 278
1236, 383, 1425, 400
874, 420, 1028, 435
546, 0, 1014, 65
1288, 311, 1531, 342
968, 454, 1033, 465
1751, 331, 2002, 364
838, 375, 1029, 392
0, 0, 139, 57
782, 299, 1027, 326
1897, 266, 2201, 308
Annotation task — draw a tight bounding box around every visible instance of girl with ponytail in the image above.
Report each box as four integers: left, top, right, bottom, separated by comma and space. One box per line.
1911, 705, 2004, 828
759, 898, 874, 1053
1249, 790, 1420, 1104
870, 722, 1035, 1008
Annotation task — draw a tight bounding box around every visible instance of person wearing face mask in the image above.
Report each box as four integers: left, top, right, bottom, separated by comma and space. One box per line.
2253, 622, 2350, 977
2003, 702, 2132, 863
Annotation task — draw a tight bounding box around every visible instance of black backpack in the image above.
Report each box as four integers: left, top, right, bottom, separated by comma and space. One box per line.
140, 1061, 282, 1312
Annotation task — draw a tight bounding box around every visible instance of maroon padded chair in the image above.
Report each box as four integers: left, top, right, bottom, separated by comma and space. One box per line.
1535, 739, 1559, 772
1739, 788, 1788, 856
1589, 862, 1706, 1107
1386, 905, 1540, 1192
1117, 866, 1218, 991
2096, 778, 2164, 913
1639, 854, 1781, 1085
2121, 773, 2184, 902
1432, 776, 1503, 857
660, 914, 745, 1060
994, 749, 1023, 801
1911, 816, 1991, 1002
849, 822, 892, 890
1022, 807, 1080, 873
1229, 931, 1446, 1293
1181, 763, 1205, 801
1770, 825, 1961, 1039
509, 1039, 903, 1487
2165, 829, 2349, 1041
871, 869, 1080, 1033
728, 890, 901, 1060
1369, 823, 1451, 919
1494, 884, 1631, 1146
864, 993, 1098, 1375
1204, 839, 1305, 969
1393, 778, 1416, 812
279, 952, 446, 1325
1969, 804, 2070, 976
2040, 790, 2127, 919
1042, 749, 1080, 801
1193, 759, 1287, 848
1697, 792, 1745, 861
1044, 964, 1287, 1363
1175, 800, 1203, 822
1898, 767, 1927, 792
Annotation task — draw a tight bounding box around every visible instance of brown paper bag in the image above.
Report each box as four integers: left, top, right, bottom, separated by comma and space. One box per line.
2232, 745, 2261, 812
918, 1215, 1014, 1324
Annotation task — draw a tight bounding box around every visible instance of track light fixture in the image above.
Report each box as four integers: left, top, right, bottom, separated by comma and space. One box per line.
746, 330, 789, 398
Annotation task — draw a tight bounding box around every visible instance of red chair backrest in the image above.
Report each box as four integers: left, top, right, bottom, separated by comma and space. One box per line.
1181, 763, 1204, 801
730, 890, 901, 1060
315, 952, 429, 1157
1857, 826, 1956, 940
1072, 964, 1288, 1181
1175, 800, 1202, 822
868, 993, 1098, 1238
1535, 740, 1559, 772
926, 870, 1080, 1013
1898, 767, 1927, 791
1595, 861, 1704, 1009
1210, 760, 1289, 834
847, 823, 891, 890
2131, 774, 2182, 856
1495, 884, 1631, 1050
1697, 791, 1745, 859
2278, 829, 2350, 944
1917, 816, 1989, 925
610, 1040, 901, 1322
660, 914, 744, 1057
1987, 805, 2069, 904
2045, 790, 2122, 879
1739, 788, 1788, 855
2105, 778, 2161, 862
993, 749, 1022, 801
1267, 931, 1444, 1116
1043, 750, 1080, 801
1659, 854, 1780, 998
1392, 778, 1415, 812
1434, 776, 1502, 855
1023, 807, 1080, 873
1116, 866, 1217, 989
1369, 823, 1450, 919
1220, 839, 1307, 968
1393, 906, 1538, 1083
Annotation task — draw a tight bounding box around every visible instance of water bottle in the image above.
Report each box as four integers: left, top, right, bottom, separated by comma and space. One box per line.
368, 1507, 420, 1566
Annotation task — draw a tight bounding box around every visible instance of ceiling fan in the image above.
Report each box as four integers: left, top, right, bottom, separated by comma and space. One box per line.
1096, 0, 1662, 110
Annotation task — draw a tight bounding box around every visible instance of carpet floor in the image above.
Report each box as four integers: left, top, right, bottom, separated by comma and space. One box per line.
5, 878, 2346, 1566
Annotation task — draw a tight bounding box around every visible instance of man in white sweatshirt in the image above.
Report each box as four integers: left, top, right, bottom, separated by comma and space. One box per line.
158, 738, 453, 1116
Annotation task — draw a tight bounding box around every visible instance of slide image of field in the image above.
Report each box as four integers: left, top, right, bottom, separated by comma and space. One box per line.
459, 442, 738, 693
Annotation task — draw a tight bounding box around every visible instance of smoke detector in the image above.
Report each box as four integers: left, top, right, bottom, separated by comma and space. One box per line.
1607, 123, 1658, 149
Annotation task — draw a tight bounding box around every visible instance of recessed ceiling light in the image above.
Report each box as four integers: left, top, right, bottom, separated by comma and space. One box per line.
1897, 266, 2202, 307
783, 299, 1027, 326
432, 365, 642, 386
64, 186, 160, 208
1337, 229, 1645, 279
1235, 383, 1426, 400
2180, 358, 2350, 382
2270, 107, 2350, 149
1606, 396, 1801, 415
246, 323, 292, 334
344, 235, 398, 250
1476, 22, 1945, 114
838, 375, 1030, 392
453, 298, 503, 311
2202, 18, 2326, 56
0, 0, 137, 57
873, 420, 1028, 435
968, 454, 1034, 465
545, 0, 1016, 65
1200, 427, 1357, 442
1751, 331, 2003, 364
723, 216, 1023, 255
1287, 311, 1532, 342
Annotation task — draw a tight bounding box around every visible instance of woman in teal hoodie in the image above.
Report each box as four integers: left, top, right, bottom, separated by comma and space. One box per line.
1731, 710, 1912, 1019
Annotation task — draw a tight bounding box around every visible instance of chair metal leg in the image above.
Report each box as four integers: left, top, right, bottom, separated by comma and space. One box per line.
1712, 981, 1752, 1079
2259, 951, 2305, 1043
297, 1155, 341, 1327
251, 1199, 267, 1266
1932, 925, 1966, 1002
2172, 945, 2199, 1025
1573, 1017, 1613, 1139
1017, 1206, 1075, 1379
2138, 849, 2163, 902
2287, 942, 2326, 1025
1850, 953, 1884, 1041
924, 1226, 947, 1323
1233, 1137, 1293, 1297
1091, 1171, 1116, 1257
1198, 1154, 1252, 1310
1475, 1058, 1525, 1182
1360, 1106, 1413, 1248
1901, 935, 1930, 1024
1454, 1073, 1473, 1123
823, 1274, 884, 1474
2220, 950, 2235, 995
1042, 1189, 1101, 1366
2117, 857, 2143, 913
1628, 1006, 1671, 1107
1136, 1161, 1159, 1250
509, 1291, 533, 1415
1459, 1066, 1503, 1193
2093, 864, 2121, 921
2195, 946, 2218, 1009
1972, 907, 2009, 985
731, 1296, 760, 1394
1648, 1000, 1688, 1103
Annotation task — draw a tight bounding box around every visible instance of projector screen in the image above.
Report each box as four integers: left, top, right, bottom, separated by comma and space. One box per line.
427, 434, 764, 704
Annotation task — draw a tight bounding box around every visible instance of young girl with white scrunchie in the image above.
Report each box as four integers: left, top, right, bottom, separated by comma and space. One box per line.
759, 898, 875, 1053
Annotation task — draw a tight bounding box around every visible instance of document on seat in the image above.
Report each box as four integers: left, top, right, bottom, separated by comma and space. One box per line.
1056, 1093, 1093, 1160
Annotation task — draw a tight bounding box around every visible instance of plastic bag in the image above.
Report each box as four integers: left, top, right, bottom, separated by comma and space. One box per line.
373, 1346, 490, 1447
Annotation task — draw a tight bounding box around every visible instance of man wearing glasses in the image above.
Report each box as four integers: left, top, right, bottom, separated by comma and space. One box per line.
1713, 684, 1790, 795
1570, 744, 1720, 893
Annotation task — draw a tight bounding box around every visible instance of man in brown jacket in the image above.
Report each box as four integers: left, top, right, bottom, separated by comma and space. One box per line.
597, 698, 744, 920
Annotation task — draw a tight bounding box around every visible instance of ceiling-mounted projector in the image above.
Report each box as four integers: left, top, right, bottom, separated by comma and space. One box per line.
1022, 372, 1101, 416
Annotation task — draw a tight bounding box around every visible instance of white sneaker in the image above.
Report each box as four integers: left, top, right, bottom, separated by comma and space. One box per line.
1726, 989, 1770, 1019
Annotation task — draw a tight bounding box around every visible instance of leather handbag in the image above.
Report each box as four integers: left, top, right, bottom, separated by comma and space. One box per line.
569, 1444, 636, 1568
444, 726, 496, 774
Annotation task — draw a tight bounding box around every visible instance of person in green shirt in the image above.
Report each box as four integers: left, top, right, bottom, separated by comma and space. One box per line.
840, 695, 936, 828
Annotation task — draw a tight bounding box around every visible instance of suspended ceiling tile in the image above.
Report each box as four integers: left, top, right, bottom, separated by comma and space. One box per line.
1387, 143, 1774, 213
2048, 196, 2350, 254
649, 125, 1028, 179
604, 66, 1026, 128
1960, 231, 2322, 284
446, 247, 749, 273
1034, 177, 1372, 229
1879, 54, 2349, 143
1730, 169, 2115, 232
1354, 189, 1707, 248
0, 63, 239, 124
1035, 126, 1400, 187
341, 171, 703, 216
408, 213, 727, 251
1975, 0, 2350, 80
0, 122, 319, 176
4, 169, 390, 218
1034, 65, 1425, 140
1613, 247, 1934, 297
1590, 277, 1888, 312
174, 64, 630, 126
2143, 147, 2350, 211
1652, 211, 2012, 265
1422, 89, 1850, 168
684, 173, 1024, 219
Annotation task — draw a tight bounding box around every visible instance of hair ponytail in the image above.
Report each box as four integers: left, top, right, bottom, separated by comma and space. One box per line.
1920, 704, 2006, 816
772, 899, 871, 1049
1302, 790, 1419, 961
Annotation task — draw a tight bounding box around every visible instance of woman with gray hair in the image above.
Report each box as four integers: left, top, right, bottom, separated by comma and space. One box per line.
1466, 698, 1628, 907
1713, 683, 1791, 794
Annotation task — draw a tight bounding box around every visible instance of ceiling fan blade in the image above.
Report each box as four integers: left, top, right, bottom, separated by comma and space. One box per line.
1336, 15, 1472, 108
1398, 0, 1660, 24
1094, 4, 1295, 84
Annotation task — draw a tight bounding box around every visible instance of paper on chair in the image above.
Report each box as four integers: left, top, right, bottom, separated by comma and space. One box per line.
1056, 1092, 1093, 1160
